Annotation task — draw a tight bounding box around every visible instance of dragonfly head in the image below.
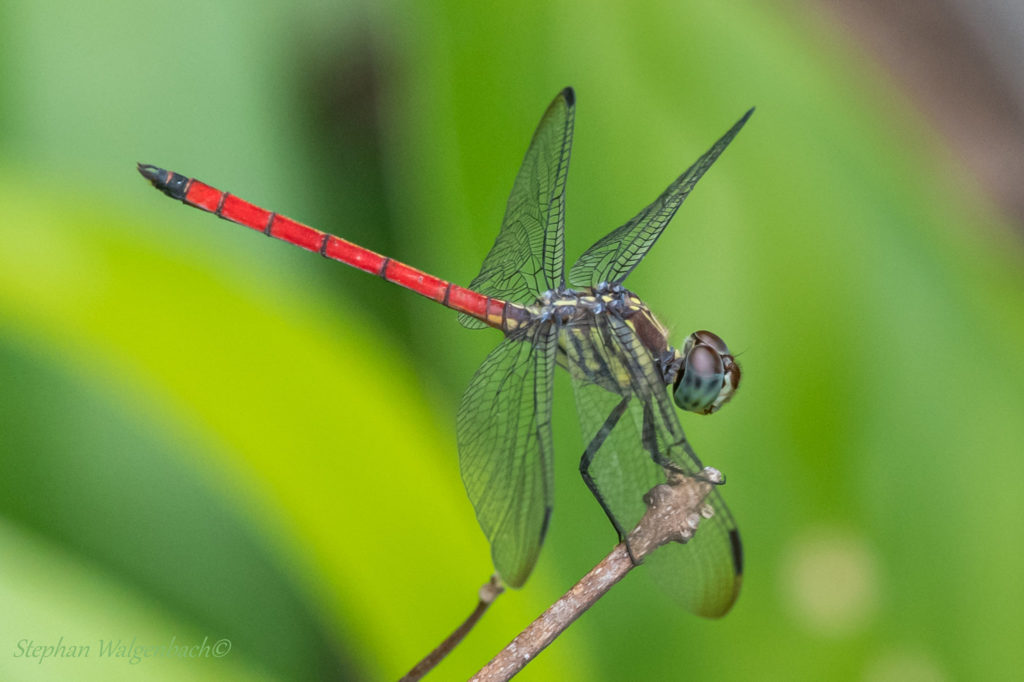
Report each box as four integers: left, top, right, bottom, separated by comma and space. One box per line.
672, 330, 740, 415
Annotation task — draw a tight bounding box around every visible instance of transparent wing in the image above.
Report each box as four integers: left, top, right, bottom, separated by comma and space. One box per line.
459, 88, 575, 329
568, 109, 752, 288
639, 373, 743, 617
568, 313, 742, 617
644, 486, 742, 618
456, 323, 557, 587
566, 313, 668, 533
570, 376, 664, 536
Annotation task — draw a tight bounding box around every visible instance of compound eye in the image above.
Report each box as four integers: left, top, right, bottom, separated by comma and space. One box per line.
673, 344, 725, 414
692, 330, 730, 356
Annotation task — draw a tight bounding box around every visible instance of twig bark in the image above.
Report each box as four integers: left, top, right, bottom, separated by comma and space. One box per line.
469, 469, 720, 682
399, 575, 504, 682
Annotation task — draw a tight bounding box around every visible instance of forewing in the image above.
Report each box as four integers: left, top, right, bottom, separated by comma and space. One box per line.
459, 88, 575, 329
568, 313, 742, 617
569, 109, 752, 288
456, 324, 557, 587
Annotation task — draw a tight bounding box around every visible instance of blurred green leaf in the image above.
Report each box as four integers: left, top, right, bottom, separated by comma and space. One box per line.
0, 517, 272, 682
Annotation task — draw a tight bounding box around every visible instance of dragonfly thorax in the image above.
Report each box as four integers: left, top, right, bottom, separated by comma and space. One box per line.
530, 284, 647, 324
528, 287, 740, 416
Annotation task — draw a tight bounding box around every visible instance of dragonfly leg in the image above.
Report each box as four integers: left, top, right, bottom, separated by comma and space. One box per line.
640, 403, 727, 491
579, 396, 642, 565
640, 401, 688, 477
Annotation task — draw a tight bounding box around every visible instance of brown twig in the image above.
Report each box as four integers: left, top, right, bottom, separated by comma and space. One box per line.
399, 575, 505, 682
469, 469, 720, 682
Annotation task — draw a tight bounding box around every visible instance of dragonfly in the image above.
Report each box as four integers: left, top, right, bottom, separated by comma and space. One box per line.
139, 88, 751, 618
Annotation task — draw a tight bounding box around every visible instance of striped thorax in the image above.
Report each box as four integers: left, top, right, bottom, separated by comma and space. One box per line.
519, 284, 740, 414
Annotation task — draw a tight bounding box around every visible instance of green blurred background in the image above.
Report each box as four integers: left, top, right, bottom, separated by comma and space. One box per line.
2, 1, 1022, 680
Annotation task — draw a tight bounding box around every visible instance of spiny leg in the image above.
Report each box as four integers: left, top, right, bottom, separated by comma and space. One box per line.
579, 396, 642, 565
641, 401, 724, 485
639, 402, 679, 473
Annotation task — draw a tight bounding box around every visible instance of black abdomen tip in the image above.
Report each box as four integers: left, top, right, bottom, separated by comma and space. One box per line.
137, 163, 189, 200
137, 163, 166, 182
561, 87, 575, 106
